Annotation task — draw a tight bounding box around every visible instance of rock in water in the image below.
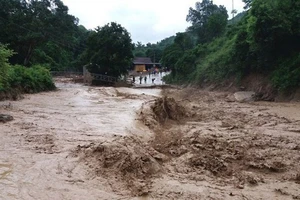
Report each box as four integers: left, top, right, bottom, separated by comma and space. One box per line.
0, 114, 14, 123
234, 91, 256, 102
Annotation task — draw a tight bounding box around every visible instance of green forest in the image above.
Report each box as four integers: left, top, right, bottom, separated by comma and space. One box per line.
0, 0, 299, 98
162, 0, 300, 92
0, 0, 86, 97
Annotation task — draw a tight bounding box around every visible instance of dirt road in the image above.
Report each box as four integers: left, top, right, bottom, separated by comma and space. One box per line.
0, 81, 300, 199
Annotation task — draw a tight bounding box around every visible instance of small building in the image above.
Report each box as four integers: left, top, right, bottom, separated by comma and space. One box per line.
132, 57, 161, 72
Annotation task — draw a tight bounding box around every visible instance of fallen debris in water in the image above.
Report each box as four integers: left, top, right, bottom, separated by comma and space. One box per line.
0, 114, 13, 123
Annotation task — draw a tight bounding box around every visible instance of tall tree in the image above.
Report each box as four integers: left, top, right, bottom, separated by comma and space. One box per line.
84, 22, 133, 78
186, 0, 228, 44
0, 0, 79, 68
161, 32, 195, 75
243, 0, 253, 9
246, 0, 300, 71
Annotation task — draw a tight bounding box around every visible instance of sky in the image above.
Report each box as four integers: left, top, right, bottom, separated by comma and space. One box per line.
61, 0, 245, 44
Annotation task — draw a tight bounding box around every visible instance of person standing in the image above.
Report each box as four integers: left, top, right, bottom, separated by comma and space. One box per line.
144, 76, 147, 83
139, 76, 143, 84
152, 78, 155, 84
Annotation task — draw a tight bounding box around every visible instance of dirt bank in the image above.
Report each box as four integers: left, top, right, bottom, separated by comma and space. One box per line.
139, 88, 300, 199
1, 81, 300, 199
75, 87, 300, 199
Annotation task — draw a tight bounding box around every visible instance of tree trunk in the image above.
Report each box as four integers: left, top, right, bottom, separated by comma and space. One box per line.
24, 43, 33, 66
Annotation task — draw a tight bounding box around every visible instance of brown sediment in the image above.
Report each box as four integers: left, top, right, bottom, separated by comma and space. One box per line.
0, 79, 300, 199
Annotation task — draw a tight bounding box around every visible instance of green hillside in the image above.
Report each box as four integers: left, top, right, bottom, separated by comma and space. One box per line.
162, 0, 300, 94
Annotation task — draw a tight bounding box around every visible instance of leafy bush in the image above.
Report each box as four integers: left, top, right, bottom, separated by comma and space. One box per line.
0, 44, 55, 95
8, 65, 56, 93
271, 53, 300, 90
0, 44, 13, 91
194, 35, 236, 82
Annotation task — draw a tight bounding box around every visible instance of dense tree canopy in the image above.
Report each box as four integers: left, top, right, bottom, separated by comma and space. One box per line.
186, 0, 228, 44
0, 0, 88, 70
0, 0, 85, 96
83, 22, 133, 78
163, 0, 300, 91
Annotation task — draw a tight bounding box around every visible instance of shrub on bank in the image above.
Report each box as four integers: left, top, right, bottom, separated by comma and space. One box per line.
8, 65, 56, 93
0, 45, 13, 91
0, 45, 55, 96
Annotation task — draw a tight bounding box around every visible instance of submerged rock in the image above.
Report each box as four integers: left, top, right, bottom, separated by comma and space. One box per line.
0, 114, 14, 123
234, 91, 256, 102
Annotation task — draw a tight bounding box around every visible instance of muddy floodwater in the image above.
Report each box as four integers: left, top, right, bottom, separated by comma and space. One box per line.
0, 81, 160, 199
0, 80, 300, 199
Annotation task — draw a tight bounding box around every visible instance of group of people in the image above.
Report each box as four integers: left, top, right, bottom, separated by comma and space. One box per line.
131, 67, 168, 85
132, 75, 155, 84
132, 73, 156, 84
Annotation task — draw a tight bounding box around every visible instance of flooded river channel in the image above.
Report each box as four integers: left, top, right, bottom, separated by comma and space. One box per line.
1, 80, 300, 200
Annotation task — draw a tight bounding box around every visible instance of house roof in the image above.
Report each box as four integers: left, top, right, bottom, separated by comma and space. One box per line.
133, 57, 153, 65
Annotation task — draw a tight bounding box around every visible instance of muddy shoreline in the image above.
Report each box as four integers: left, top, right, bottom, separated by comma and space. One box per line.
0, 81, 300, 199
